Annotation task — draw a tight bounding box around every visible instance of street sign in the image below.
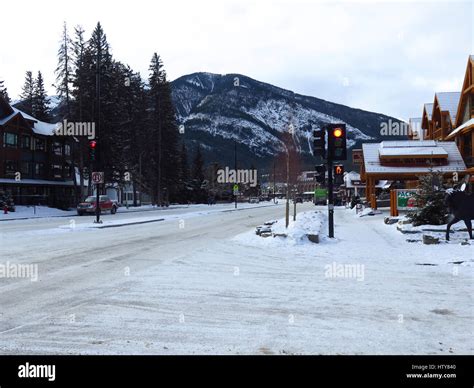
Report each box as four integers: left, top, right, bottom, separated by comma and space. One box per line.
233, 184, 239, 195
91, 171, 104, 185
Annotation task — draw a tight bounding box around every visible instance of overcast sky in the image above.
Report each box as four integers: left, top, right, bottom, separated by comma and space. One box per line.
0, 0, 472, 120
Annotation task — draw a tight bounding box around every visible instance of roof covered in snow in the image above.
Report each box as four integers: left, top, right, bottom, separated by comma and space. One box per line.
0, 99, 58, 136
379, 141, 448, 158
11, 107, 58, 136
362, 141, 466, 174
446, 118, 474, 140
435, 92, 461, 124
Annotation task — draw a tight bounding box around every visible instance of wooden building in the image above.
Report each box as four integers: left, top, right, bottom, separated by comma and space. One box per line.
0, 95, 76, 208
360, 141, 466, 209
446, 55, 474, 174
430, 92, 461, 140
421, 103, 433, 140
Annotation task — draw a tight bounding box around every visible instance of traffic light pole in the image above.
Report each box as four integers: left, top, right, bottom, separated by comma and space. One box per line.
327, 156, 334, 238
95, 42, 101, 224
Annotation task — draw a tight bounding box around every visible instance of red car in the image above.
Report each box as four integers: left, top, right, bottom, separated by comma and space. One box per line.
77, 195, 118, 216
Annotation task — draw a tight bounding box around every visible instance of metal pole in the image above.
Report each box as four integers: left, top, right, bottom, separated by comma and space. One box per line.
273, 161, 276, 204
285, 148, 290, 228
328, 158, 334, 238
234, 141, 237, 209
95, 38, 101, 224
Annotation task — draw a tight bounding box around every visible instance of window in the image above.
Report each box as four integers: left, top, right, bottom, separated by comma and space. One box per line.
3, 133, 18, 148
64, 144, 71, 156
35, 163, 45, 177
35, 138, 45, 151
20, 135, 31, 149
5, 160, 17, 176
53, 142, 63, 156
52, 164, 62, 178
20, 161, 30, 175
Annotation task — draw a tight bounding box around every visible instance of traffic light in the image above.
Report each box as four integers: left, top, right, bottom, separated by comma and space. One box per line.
89, 140, 97, 162
313, 128, 326, 159
327, 124, 347, 161
334, 164, 344, 185
315, 164, 326, 184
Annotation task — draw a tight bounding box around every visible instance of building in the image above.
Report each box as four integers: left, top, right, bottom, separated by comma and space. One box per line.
421, 103, 434, 140
446, 55, 474, 174
0, 95, 76, 208
430, 92, 461, 140
361, 140, 466, 208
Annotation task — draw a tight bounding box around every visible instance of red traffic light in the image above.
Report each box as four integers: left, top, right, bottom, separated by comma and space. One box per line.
89, 140, 97, 149
333, 128, 343, 138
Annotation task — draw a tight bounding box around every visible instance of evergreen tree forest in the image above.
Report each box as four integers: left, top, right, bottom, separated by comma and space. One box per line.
7, 21, 202, 205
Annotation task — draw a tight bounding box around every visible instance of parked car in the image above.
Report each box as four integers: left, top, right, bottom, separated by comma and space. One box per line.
77, 195, 118, 216
249, 197, 260, 204
293, 197, 303, 204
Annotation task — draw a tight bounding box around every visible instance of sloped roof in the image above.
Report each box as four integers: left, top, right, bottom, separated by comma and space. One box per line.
446, 118, 474, 140
0, 94, 57, 136
423, 103, 433, 120
435, 92, 461, 124
362, 141, 466, 174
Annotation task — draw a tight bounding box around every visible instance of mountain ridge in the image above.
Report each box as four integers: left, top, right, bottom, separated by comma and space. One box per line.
171, 72, 405, 170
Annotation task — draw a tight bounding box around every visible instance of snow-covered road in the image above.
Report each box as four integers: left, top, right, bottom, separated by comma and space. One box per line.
0, 203, 472, 355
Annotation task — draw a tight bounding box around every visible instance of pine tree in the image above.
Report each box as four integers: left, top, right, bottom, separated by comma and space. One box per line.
32, 71, 51, 121
0, 80, 10, 103
190, 145, 206, 203
408, 170, 448, 226
180, 142, 189, 183
192, 145, 205, 183
146, 53, 180, 205
20, 71, 35, 114
55, 21, 73, 117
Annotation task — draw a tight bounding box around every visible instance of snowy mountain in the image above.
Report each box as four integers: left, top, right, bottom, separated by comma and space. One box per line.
171, 72, 404, 169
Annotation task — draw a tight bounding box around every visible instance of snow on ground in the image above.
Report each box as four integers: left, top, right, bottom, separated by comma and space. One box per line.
0, 204, 472, 355
234, 210, 326, 246
0, 206, 76, 220
1, 202, 277, 221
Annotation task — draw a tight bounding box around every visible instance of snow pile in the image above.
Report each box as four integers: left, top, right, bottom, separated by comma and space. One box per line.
234, 210, 327, 246
0, 206, 76, 220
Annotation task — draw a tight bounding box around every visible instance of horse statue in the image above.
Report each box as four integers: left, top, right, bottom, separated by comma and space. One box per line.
445, 175, 474, 241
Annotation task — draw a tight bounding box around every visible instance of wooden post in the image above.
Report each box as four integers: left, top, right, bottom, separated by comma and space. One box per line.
390, 189, 398, 217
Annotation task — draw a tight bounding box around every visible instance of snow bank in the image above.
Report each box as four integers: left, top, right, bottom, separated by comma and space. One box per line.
234, 210, 327, 246
0, 206, 76, 220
